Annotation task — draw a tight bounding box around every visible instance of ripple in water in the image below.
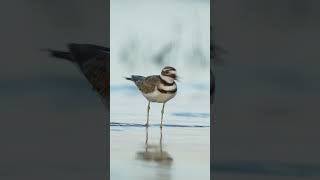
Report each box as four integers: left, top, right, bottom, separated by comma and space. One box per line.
110, 122, 209, 128
171, 112, 209, 119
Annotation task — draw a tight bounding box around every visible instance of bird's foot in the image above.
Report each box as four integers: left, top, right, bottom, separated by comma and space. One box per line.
144, 123, 149, 127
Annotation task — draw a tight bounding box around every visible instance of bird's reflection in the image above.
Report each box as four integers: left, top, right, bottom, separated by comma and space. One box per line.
136, 127, 173, 165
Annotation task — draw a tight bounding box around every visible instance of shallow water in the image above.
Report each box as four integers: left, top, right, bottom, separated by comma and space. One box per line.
111, 126, 210, 180
110, 84, 210, 180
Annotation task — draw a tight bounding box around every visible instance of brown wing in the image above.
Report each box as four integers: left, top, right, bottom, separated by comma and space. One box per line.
80, 53, 109, 104
138, 75, 160, 93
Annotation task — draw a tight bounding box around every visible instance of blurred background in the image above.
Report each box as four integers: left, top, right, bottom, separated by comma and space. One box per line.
110, 0, 210, 84
110, 0, 210, 180
212, 0, 320, 179
0, 0, 108, 179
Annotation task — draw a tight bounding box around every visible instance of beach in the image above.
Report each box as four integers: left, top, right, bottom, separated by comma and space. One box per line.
110, 83, 210, 180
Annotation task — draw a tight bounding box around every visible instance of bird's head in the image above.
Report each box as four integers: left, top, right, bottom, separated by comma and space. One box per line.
161, 66, 178, 82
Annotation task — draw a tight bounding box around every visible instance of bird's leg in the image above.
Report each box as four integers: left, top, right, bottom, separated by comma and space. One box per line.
145, 101, 150, 127
145, 126, 149, 152
160, 127, 163, 153
160, 103, 166, 128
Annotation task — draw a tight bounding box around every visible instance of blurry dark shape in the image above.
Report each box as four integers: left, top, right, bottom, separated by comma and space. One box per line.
153, 42, 175, 65
211, 24, 227, 105
44, 43, 110, 108
210, 69, 215, 105
211, 45, 227, 65
210, 25, 227, 65
136, 128, 173, 166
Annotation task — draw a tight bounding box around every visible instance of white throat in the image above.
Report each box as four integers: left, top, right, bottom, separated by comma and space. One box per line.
160, 74, 174, 84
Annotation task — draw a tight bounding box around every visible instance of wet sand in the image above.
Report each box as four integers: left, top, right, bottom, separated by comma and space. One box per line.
110, 84, 210, 180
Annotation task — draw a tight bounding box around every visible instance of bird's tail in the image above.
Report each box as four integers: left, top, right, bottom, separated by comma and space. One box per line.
41, 49, 73, 62
67, 43, 108, 63
124, 75, 145, 82
124, 76, 133, 81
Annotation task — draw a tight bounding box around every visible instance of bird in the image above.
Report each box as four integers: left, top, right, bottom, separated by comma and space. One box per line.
210, 25, 227, 104
211, 24, 227, 126
125, 66, 178, 128
44, 43, 110, 108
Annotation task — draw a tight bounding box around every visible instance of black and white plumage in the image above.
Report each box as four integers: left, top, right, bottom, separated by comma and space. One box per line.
125, 66, 178, 128
45, 43, 110, 108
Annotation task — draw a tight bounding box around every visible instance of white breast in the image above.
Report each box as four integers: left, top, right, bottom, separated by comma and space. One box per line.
142, 87, 176, 103
158, 83, 176, 91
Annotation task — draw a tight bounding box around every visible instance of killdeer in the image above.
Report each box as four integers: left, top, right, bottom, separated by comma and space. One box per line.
210, 25, 227, 104
125, 66, 178, 128
44, 43, 110, 108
